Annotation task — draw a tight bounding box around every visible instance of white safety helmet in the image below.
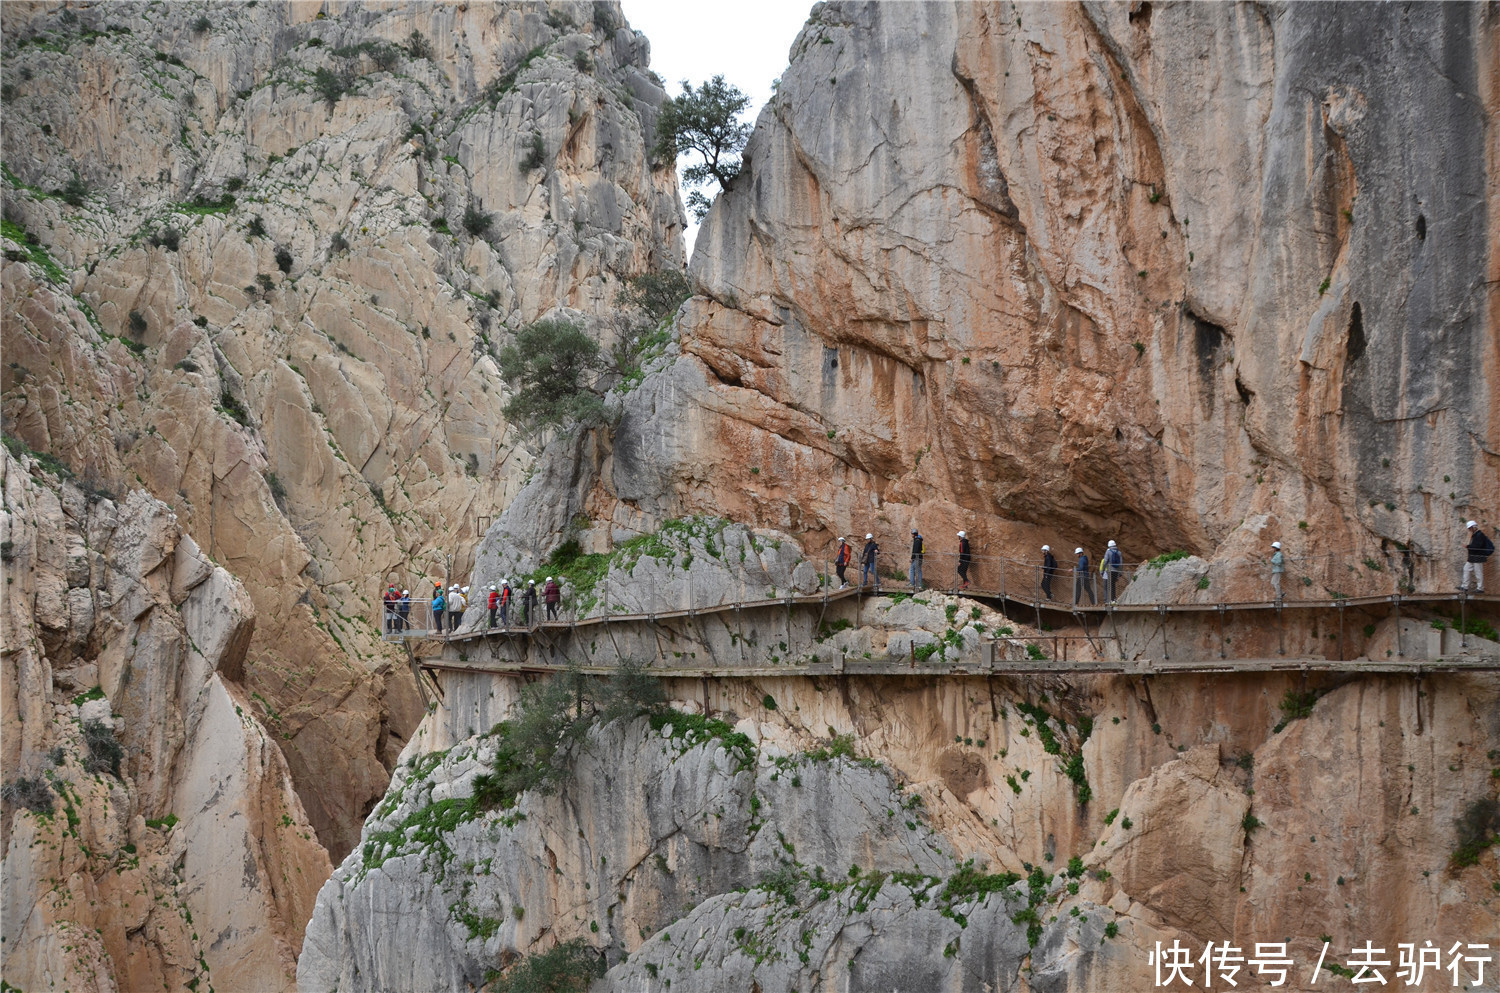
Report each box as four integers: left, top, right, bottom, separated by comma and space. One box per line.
401, 589, 409, 595
837, 536, 845, 542
1041, 545, 1050, 552
1467, 520, 1478, 529
1107, 540, 1116, 548
1271, 542, 1281, 549
529, 579, 536, 585
957, 530, 966, 537
489, 584, 497, 591
503, 578, 510, 586
865, 533, 874, 539
546, 576, 553, 583
462, 586, 469, 593
1075, 547, 1084, 554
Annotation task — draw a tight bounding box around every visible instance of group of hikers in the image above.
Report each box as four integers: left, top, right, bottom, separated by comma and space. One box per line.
382, 576, 565, 635
383, 521, 1491, 635
832, 530, 1129, 604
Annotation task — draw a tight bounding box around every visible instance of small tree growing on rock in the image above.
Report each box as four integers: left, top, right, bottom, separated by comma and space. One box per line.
654, 75, 752, 219
496, 318, 607, 432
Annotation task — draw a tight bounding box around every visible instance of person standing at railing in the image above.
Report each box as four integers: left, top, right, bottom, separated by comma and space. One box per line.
545, 576, 562, 619
499, 579, 512, 627
956, 531, 972, 590
431, 585, 446, 635
487, 585, 500, 628
1463, 520, 1493, 592
860, 534, 880, 589
1041, 545, 1057, 600
1102, 540, 1123, 603
1270, 541, 1285, 600
398, 589, 411, 631
835, 537, 851, 589
383, 585, 400, 633
1073, 547, 1095, 605
909, 529, 925, 591
522, 579, 538, 625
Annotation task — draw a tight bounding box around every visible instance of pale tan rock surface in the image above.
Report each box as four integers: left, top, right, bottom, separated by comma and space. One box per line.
1, 0, 682, 862
1, 450, 331, 993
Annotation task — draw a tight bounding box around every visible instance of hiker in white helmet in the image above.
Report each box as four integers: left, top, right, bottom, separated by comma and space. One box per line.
956, 530, 972, 590
499, 579, 513, 628
522, 579, 538, 626
1270, 541, 1285, 600
486, 584, 500, 629
398, 589, 411, 631
860, 534, 880, 589
1041, 545, 1058, 601
1102, 539, 1124, 603
448, 584, 467, 632
1073, 547, 1095, 605
1463, 521, 1492, 592
834, 537, 851, 589
544, 575, 562, 620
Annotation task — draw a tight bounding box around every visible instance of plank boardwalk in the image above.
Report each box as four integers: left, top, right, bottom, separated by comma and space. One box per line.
389, 586, 1500, 677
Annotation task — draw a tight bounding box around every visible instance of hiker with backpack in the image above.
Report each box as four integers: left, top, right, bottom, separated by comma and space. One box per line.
1463, 520, 1493, 592
835, 537, 851, 589
522, 580, 538, 626
1073, 547, 1095, 605
544, 576, 562, 620
1102, 540, 1124, 603
486, 585, 500, 628
956, 531, 972, 590
1041, 545, 1057, 600
499, 579, 512, 627
860, 534, 880, 589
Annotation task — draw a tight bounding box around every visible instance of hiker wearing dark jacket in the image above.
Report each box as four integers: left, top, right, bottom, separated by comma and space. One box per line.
834, 538, 851, 589
1463, 521, 1493, 592
544, 576, 561, 620
909, 529, 925, 591
398, 590, 411, 630
860, 534, 880, 589
1073, 548, 1095, 605
1041, 545, 1057, 600
498, 580, 512, 627
522, 580, 538, 625
956, 531, 972, 589
1102, 540, 1124, 603
383, 586, 400, 632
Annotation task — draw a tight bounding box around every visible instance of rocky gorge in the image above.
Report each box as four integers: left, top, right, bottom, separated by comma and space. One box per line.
4, 1, 1499, 992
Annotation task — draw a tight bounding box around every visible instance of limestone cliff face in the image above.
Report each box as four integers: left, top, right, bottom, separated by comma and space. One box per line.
579, 1, 1497, 571
1, 0, 682, 863
1, 450, 330, 993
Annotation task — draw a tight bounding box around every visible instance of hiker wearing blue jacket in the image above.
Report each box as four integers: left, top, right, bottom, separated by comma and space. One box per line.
1073, 547, 1095, 605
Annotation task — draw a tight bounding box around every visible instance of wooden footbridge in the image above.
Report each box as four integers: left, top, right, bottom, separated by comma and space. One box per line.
388, 582, 1500, 679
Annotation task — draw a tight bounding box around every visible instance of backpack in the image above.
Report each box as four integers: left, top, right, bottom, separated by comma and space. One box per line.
1478, 531, 1495, 560
836, 544, 849, 566
915, 536, 924, 555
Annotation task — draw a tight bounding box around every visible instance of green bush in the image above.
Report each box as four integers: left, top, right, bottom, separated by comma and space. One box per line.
496, 318, 607, 432
1451, 798, 1499, 869
57, 175, 89, 206
462, 205, 492, 236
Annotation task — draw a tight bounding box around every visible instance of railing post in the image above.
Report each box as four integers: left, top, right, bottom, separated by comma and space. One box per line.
1393, 594, 1403, 657
1459, 589, 1468, 650
1217, 604, 1226, 660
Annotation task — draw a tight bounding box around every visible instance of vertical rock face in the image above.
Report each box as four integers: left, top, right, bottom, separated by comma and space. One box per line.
1, 450, 330, 993
572, 1, 1495, 573
1, 0, 682, 862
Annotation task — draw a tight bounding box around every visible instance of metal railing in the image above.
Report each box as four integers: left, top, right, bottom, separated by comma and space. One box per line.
380, 544, 1488, 641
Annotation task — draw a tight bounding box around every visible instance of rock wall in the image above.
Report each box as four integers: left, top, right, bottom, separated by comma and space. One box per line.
1, 0, 683, 861
1, 449, 330, 993
301, 664, 1500, 991
538, 0, 1497, 578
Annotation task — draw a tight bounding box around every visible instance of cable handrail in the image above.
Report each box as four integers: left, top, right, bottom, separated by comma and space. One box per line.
377, 545, 1493, 643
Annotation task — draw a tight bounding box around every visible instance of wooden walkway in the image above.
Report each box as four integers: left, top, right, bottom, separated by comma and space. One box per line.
394, 586, 1500, 677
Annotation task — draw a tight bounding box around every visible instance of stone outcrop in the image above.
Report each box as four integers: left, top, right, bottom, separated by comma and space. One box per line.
1, 0, 683, 861
1, 449, 330, 993
301, 665, 1499, 991
512, 0, 1496, 583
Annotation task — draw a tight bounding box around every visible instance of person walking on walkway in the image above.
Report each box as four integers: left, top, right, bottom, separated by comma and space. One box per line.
1463, 520, 1493, 592
431, 585, 446, 635
1270, 541, 1285, 600
1073, 547, 1095, 605
1041, 545, 1057, 600
499, 579, 512, 627
909, 529, 925, 591
544, 576, 562, 620
834, 537, 851, 589
956, 531, 972, 590
860, 534, 880, 589
398, 589, 411, 631
449, 585, 466, 632
1102, 540, 1124, 603
487, 585, 500, 628
522, 579, 538, 626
